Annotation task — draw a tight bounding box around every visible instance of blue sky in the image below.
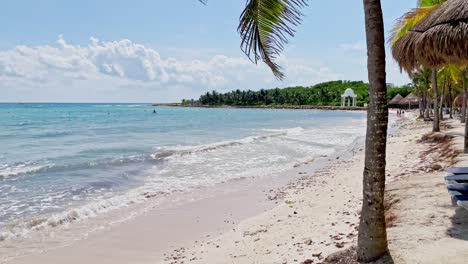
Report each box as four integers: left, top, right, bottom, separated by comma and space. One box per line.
0, 0, 416, 102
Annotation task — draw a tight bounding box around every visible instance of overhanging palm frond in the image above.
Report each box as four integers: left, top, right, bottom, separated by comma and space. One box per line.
417, 0, 446, 7
388, 5, 440, 44
238, 0, 308, 80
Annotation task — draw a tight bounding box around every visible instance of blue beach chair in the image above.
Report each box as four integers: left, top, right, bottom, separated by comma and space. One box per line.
445, 174, 468, 184
447, 167, 468, 175
445, 168, 468, 209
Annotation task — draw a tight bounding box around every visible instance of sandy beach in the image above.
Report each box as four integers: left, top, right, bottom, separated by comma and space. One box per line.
5, 111, 468, 264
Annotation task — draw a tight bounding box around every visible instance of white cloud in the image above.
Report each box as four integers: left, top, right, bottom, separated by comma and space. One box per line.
0, 36, 338, 102
339, 41, 366, 51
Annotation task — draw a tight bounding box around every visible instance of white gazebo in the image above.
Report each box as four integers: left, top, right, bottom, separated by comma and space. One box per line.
341, 88, 357, 107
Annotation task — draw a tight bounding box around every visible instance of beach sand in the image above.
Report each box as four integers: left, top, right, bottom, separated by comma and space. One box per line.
6, 111, 468, 264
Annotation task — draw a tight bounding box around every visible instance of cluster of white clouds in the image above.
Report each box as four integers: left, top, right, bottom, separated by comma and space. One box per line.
0, 36, 338, 102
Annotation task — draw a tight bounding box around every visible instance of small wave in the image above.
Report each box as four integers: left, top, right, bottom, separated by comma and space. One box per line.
92, 104, 145, 108
0, 162, 50, 179
0, 186, 166, 242
32, 130, 73, 138
154, 129, 303, 158
1, 128, 305, 180
261, 126, 305, 136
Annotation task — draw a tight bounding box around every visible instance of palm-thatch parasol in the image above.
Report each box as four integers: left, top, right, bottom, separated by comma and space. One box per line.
412, 0, 468, 68
392, 31, 421, 73
391, 0, 468, 71
453, 94, 468, 108
389, 94, 404, 107
399, 93, 420, 108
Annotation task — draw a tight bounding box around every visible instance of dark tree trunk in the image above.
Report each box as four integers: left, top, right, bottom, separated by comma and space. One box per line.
432, 69, 440, 132
419, 92, 424, 118
449, 83, 453, 119
463, 80, 467, 124
418, 85, 425, 118
357, 0, 388, 262
424, 89, 430, 119
440, 79, 445, 121
464, 69, 468, 153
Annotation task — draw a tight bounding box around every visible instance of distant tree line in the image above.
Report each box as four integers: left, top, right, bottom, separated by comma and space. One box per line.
182, 80, 412, 107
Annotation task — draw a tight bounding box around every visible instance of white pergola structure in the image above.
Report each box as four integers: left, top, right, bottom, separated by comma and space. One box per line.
341, 88, 357, 107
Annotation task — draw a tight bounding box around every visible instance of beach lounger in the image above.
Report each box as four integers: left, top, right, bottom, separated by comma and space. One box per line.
447, 167, 468, 175
445, 174, 468, 183
445, 168, 468, 210
447, 184, 468, 194
452, 195, 468, 202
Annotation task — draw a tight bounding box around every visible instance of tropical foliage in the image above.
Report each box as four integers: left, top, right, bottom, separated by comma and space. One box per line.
182, 81, 412, 107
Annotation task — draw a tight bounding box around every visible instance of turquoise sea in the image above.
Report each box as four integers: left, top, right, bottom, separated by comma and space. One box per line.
0, 103, 366, 240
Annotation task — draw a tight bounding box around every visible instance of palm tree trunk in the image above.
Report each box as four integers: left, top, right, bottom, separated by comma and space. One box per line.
418, 86, 425, 118
432, 69, 440, 132
463, 69, 468, 153
424, 89, 430, 119
357, 0, 388, 262
440, 79, 445, 121
449, 83, 453, 119
462, 82, 467, 123
419, 92, 424, 118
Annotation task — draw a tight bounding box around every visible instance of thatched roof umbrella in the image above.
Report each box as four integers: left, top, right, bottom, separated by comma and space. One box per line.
399, 93, 420, 108
412, 0, 468, 68
392, 31, 421, 74
389, 94, 404, 106
392, 0, 468, 70
453, 94, 468, 108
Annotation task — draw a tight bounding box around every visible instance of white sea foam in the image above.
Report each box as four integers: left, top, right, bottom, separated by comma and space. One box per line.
0, 162, 49, 179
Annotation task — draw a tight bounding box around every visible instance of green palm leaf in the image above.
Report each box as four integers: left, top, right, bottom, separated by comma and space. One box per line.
238, 0, 308, 80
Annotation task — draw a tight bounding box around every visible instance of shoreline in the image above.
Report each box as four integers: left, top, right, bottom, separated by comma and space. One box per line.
5, 111, 468, 263
152, 104, 367, 111
3, 119, 368, 264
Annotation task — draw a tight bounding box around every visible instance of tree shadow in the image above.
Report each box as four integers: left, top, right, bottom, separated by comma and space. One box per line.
446, 206, 468, 241
320, 246, 395, 264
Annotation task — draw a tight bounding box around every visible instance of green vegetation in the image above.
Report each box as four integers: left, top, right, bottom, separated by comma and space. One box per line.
182, 80, 412, 107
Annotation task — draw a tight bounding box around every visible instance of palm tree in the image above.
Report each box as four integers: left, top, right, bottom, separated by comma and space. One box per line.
355, 1, 389, 260
390, 0, 446, 133
439, 65, 462, 120
200, 0, 389, 261
411, 68, 432, 119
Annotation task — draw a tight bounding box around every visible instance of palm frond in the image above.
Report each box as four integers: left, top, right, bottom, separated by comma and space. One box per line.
238, 0, 308, 80
388, 5, 440, 44
417, 0, 446, 7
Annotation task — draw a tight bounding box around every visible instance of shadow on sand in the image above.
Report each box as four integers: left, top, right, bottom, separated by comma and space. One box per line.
321, 246, 395, 264
447, 206, 468, 241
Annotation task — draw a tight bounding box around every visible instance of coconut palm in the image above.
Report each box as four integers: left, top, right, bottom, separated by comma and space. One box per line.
390, 0, 446, 133
439, 65, 462, 119
199, 0, 390, 261
411, 68, 432, 118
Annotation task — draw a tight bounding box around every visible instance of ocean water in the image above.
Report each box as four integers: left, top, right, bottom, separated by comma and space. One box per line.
0, 103, 366, 242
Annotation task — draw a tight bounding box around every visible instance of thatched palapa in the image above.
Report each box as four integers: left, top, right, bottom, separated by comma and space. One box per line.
453, 94, 468, 108
399, 93, 419, 108
389, 94, 404, 106
412, 0, 468, 68
392, 0, 468, 72
392, 31, 421, 73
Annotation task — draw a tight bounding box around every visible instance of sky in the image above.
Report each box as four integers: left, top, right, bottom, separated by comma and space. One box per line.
0, 0, 417, 103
